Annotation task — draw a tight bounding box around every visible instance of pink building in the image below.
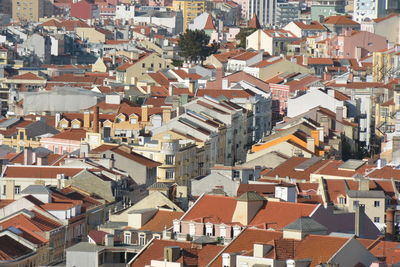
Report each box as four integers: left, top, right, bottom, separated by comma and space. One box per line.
70, 0, 100, 20
329, 30, 387, 59
40, 129, 87, 154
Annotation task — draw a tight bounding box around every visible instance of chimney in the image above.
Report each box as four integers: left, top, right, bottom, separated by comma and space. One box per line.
169, 84, 174, 96
80, 143, 90, 158
253, 243, 272, 258
215, 67, 223, 81
104, 234, 114, 246
188, 81, 195, 94
392, 136, 400, 163
141, 105, 149, 122
306, 137, 315, 153
386, 208, 395, 236
358, 178, 369, 191
355, 203, 365, 237
311, 130, 320, 148
24, 148, 33, 165
92, 106, 99, 133
83, 110, 90, 128
162, 108, 171, 123
336, 106, 344, 122
146, 85, 151, 94
164, 246, 180, 262
303, 56, 308, 66
55, 113, 61, 128
36, 155, 48, 166
222, 79, 229, 89
232, 192, 265, 225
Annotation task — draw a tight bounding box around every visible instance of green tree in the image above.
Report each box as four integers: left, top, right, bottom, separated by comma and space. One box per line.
235, 28, 257, 48
178, 29, 218, 63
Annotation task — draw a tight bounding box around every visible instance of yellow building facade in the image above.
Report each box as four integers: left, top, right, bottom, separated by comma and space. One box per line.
172, 0, 206, 31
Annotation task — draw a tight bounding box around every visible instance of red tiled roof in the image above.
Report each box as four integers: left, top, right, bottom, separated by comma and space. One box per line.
0, 211, 62, 232
293, 21, 326, 30
358, 238, 400, 265
196, 89, 255, 99
307, 57, 334, 65
204, 13, 216, 30
3, 166, 84, 179
131, 239, 223, 267
373, 13, 398, 23
140, 210, 184, 232
261, 157, 329, 181
248, 13, 261, 29
11, 72, 45, 81
49, 129, 87, 141
110, 147, 161, 168
230, 51, 259, 61
324, 16, 359, 25
213, 50, 245, 63
0, 236, 33, 261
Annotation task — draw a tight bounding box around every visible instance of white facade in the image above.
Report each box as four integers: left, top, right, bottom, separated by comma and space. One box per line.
287, 88, 347, 118
226, 52, 263, 72
115, 5, 136, 21
353, 0, 386, 23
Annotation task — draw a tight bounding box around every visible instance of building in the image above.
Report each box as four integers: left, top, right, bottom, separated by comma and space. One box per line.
275, 2, 300, 27
353, 0, 386, 23
12, 0, 53, 22
246, 29, 299, 56
70, 0, 100, 20
247, 0, 276, 26
283, 21, 327, 38
172, 0, 206, 31
322, 15, 361, 34
329, 30, 387, 59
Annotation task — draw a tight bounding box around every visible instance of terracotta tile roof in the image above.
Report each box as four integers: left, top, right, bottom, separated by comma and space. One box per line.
2, 166, 84, 179
358, 238, 400, 265
293, 21, 326, 30
263, 29, 297, 38
334, 90, 351, 101
381, 98, 394, 107
10, 72, 45, 81
213, 50, 245, 63
324, 15, 359, 25
368, 165, 400, 181
251, 57, 283, 68
88, 229, 113, 244
181, 194, 239, 224
148, 72, 176, 87
0, 211, 62, 233
90, 144, 118, 153
0, 120, 33, 137
261, 157, 329, 181
237, 183, 276, 196
196, 89, 255, 99
40, 202, 76, 211
140, 210, 184, 232
204, 13, 216, 30
294, 235, 348, 265
110, 147, 161, 168
307, 57, 334, 65
13, 225, 48, 244
49, 129, 87, 141
131, 239, 223, 267
313, 160, 374, 178
209, 228, 283, 266
40, 19, 62, 27
373, 13, 398, 23
60, 187, 103, 212
297, 182, 319, 193
248, 13, 261, 29
249, 201, 318, 229
0, 235, 33, 261
116, 62, 134, 71
230, 51, 259, 61
173, 69, 202, 80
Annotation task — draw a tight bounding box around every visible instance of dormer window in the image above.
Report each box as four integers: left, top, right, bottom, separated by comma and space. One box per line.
338, 196, 346, 204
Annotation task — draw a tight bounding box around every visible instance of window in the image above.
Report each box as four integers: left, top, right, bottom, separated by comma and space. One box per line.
14, 185, 21, 195
2, 185, 5, 195
139, 233, 145, 245
353, 200, 359, 207
374, 217, 380, 223
165, 155, 175, 165
339, 197, 346, 204
124, 232, 131, 244
233, 171, 240, 178
374, 201, 380, 207
166, 169, 174, 179
220, 225, 226, 238
130, 118, 137, 124
189, 223, 195, 236
205, 224, 213, 236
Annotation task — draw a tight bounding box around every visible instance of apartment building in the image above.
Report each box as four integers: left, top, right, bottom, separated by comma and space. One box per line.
172, 0, 206, 31
353, 0, 386, 23
12, 0, 53, 22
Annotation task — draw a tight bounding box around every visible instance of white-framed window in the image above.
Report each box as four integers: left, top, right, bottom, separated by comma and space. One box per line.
339, 197, 346, 204
130, 118, 137, 124
374, 217, 380, 223
205, 223, 213, 236
124, 232, 131, 244
233, 226, 241, 237
173, 220, 180, 233
166, 169, 174, 179
139, 233, 146, 246
220, 225, 226, 238
14, 185, 21, 195
374, 201, 380, 207
189, 223, 195, 236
